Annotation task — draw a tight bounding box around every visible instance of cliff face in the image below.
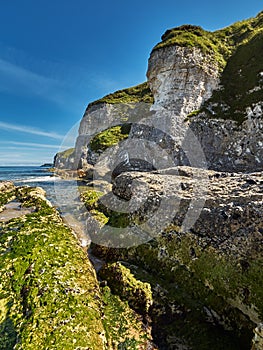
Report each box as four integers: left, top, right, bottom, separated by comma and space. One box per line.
52, 11, 263, 350
190, 109, 263, 171
74, 101, 151, 169
147, 45, 219, 113
56, 12, 263, 173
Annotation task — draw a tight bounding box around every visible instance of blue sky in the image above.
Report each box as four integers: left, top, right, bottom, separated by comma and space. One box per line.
0, 0, 262, 165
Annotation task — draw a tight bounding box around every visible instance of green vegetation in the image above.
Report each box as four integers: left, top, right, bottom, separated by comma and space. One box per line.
99, 262, 152, 316
153, 11, 263, 71
89, 124, 131, 152
80, 183, 261, 349
81, 189, 130, 228
153, 11, 263, 123
127, 260, 251, 350
0, 187, 105, 350
80, 188, 104, 210
0, 186, 154, 349
80, 189, 109, 226
101, 286, 152, 349
185, 109, 202, 121
92, 241, 255, 349
0, 190, 15, 207
55, 148, 75, 159
89, 82, 154, 106
203, 29, 263, 123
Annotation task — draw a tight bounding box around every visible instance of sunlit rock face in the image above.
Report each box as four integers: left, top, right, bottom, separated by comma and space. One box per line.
57, 27, 263, 173
51, 13, 263, 350
147, 45, 219, 114
74, 102, 152, 169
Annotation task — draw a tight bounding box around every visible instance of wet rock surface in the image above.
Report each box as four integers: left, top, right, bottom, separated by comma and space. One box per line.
0, 200, 35, 222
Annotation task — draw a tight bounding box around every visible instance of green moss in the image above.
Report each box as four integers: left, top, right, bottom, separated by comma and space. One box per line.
90, 209, 109, 226
0, 191, 15, 207
107, 211, 131, 228
93, 247, 253, 350
89, 124, 131, 152
127, 242, 255, 349
153, 11, 263, 71
0, 187, 105, 350
89, 82, 154, 106
99, 262, 152, 316
56, 148, 75, 159
203, 29, 263, 123
91, 223, 260, 349
185, 109, 202, 122
101, 286, 151, 349
81, 188, 132, 229
81, 189, 104, 210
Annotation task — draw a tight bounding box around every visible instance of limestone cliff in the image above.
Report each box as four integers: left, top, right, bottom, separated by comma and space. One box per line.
52, 11, 263, 350
54, 11, 263, 173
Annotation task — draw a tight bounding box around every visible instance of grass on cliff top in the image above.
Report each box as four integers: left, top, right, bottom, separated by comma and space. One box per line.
89, 124, 131, 152
89, 82, 154, 106
153, 11, 263, 70
55, 147, 75, 159
203, 28, 263, 123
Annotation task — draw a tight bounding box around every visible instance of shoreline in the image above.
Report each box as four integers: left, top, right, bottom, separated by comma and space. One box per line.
0, 175, 262, 349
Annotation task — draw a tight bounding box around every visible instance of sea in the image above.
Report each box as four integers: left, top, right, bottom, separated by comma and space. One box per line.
0, 166, 72, 206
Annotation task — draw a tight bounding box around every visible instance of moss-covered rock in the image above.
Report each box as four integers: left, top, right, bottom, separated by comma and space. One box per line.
89, 82, 154, 106
88, 168, 263, 349
0, 185, 156, 349
153, 11, 263, 71
89, 124, 131, 152
101, 285, 156, 349
0, 182, 15, 208
0, 186, 106, 349
99, 262, 153, 316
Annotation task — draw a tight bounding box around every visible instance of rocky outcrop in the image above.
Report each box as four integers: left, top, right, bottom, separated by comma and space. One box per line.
0, 185, 107, 349
74, 101, 152, 169
55, 12, 263, 173
51, 10, 263, 350
147, 45, 219, 113
89, 167, 263, 348
0, 181, 15, 211
189, 107, 263, 171
0, 184, 155, 349
54, 147, 75, 169
99, 261, 153, 316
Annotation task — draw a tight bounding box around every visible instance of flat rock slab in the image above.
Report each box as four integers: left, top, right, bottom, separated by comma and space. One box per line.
0, 201, 34, 222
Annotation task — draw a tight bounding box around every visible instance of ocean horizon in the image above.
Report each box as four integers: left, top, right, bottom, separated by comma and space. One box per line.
0, 166, 62, 203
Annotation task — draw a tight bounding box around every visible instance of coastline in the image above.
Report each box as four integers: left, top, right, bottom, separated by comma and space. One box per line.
0, 180, 156, 349
1, 163, 262, 349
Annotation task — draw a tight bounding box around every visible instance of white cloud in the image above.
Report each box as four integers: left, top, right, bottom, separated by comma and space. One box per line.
0, 121, 64, 140
0, 58, 60, 96
0, 57, 81, 110
3, 141, 65, 149
0, 150, 55, 166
